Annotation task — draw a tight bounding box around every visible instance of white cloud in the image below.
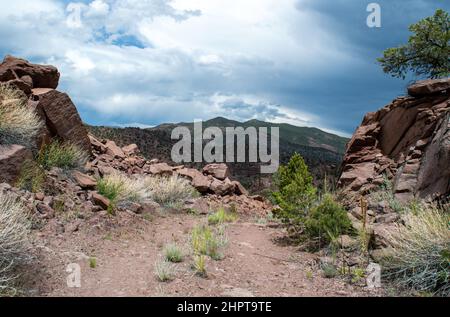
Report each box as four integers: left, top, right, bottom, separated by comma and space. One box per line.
0, 0, 360, 136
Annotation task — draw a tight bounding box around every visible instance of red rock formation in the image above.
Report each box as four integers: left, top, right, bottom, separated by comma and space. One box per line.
339, 78, 450, 203
0, 56, 92, 154
0, 144, 32, 184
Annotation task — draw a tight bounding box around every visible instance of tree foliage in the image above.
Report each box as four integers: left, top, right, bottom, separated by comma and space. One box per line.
272, 153, 317, 225
378, 9, 450, 79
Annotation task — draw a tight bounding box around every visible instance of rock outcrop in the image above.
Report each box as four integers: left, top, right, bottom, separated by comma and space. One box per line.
339, 78, 450, 204
0, 55, 60, 94
0, 56, 91, 153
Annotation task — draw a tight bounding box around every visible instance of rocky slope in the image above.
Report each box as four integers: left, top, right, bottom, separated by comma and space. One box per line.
0, 55, 271, 220
338, 78, 450, 205
88, 118, 347, 192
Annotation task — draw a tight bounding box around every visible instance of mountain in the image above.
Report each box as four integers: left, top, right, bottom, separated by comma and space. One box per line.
88, 117, 349, 192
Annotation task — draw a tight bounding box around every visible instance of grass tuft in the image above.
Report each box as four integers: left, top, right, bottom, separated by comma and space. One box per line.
154, 259, 175, 282
0, 84, 42, 147
208, 207, 237, 225
0, 191, 31, 294
163, 243, 184, 263
38, 140, 88, 171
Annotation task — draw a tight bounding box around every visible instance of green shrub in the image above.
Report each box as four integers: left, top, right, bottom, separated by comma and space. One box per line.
38, 140, 88, 170
381, 206, 449, 296
0, 84, 42, 147
304, 194, 353, 244
272, 153, 317, 225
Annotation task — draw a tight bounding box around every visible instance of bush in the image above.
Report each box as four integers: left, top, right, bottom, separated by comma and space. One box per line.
304, 194, 353, 244
0, 191, 31, 294
141, 175, 198, 208
272, 153, 317, 225
0, 84, 42, 147
381, 206, 450, 296
38, 140, 88, 170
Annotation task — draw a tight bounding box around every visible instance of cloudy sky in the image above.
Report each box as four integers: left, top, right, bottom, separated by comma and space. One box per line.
0, 0, 448, 136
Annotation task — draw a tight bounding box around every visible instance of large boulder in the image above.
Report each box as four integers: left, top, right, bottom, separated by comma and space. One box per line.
0, 144, 32, 184
29, 88, 92, 153
338, 78, 450, 205
0, 55, 60, 93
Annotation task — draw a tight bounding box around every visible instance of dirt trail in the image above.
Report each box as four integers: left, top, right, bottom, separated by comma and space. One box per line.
25, 211, 380, 297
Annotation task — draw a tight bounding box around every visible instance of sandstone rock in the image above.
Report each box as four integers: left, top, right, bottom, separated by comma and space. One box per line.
202, 163, 229, 180
122, 144, 139, 156
105, 140, 125, 159
30, 88, 92, 153
339, 78, 449, 205
232, 181, 248, 196
72, 171, 97, 189
0, 144, 32, 184
408, 78, 450, 97
0, 55, 60, 91
149, 163, 174, 176
210, 178, 235, 196
89, 135, 107, 153
176, 168, 212, 193
91, 192, 110, 210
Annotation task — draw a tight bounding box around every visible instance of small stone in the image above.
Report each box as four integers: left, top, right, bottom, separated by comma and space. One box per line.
91, 192, 110, 210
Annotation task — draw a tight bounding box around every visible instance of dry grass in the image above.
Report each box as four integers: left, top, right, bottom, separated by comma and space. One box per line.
154, 259, 176, 282
140, 175, 198, 208
381, 205, 450, 296
97, 173, 198, 210
0, 84, 42, 146
0, 191, 31, 294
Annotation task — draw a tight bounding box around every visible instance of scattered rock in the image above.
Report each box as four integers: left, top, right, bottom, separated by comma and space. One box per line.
92, 192, 110, 210
72, 171, 97, 189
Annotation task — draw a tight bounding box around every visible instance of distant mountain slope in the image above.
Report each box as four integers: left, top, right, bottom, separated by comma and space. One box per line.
88, 117, 349, 192
152, 117, 348, 155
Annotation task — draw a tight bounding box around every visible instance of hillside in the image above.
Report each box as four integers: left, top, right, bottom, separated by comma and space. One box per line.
88, 117, 348, 191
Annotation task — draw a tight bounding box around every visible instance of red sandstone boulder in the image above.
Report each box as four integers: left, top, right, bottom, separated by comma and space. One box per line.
105, 140, 125, 159
202, 163, 229, 180
29, 88, 92, 153
0, 55, 60, 93
0, 144, 32, 184
72, 171, 97, 189
176, 168, 212, 193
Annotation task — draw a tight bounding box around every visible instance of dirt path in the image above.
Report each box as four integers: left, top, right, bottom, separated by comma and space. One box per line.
24, 211, 381, 297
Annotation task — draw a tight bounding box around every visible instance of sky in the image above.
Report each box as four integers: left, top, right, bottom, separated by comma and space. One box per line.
0, 0, 448, 137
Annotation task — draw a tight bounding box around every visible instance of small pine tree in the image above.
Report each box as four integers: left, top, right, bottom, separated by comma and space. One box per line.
272, 153, 317, 225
